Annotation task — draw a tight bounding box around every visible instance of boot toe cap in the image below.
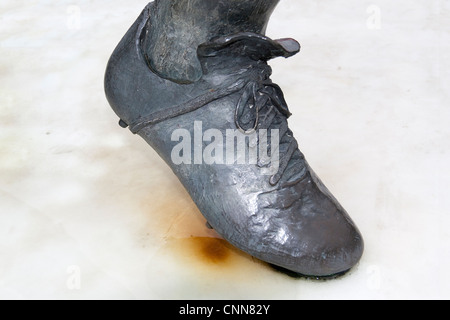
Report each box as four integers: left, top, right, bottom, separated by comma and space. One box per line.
257, 171, 364, 277
268, 215, 364, 277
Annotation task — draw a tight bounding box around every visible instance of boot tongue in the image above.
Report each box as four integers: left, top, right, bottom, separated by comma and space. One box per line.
198, 32, 300, 62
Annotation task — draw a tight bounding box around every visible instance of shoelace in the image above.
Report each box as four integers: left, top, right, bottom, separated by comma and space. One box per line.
234, 65, 299, 186
126, 64, 300, 186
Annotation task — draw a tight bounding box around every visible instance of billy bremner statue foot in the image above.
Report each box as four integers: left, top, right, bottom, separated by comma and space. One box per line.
105, 0, 364, 277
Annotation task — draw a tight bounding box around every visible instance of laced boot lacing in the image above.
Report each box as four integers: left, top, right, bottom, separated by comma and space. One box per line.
127, 63, 304, 186
234, 64, 303, 186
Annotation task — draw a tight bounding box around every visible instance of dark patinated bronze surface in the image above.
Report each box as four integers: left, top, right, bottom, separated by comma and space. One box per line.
105, 0, 364, 277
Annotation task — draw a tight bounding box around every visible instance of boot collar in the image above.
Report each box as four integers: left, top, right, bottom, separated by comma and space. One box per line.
139, 3, 300, 83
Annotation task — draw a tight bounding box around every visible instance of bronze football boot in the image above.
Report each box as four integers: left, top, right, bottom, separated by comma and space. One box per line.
105, 0, 364, 277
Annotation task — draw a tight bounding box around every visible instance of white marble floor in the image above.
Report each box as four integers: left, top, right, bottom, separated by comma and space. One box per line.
1, 0, 449, 300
